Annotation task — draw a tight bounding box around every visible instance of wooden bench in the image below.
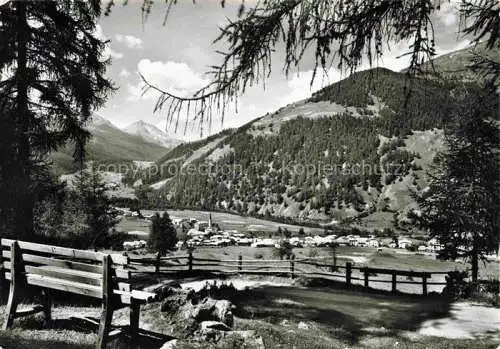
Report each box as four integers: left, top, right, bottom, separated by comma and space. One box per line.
0, 239, 157, 349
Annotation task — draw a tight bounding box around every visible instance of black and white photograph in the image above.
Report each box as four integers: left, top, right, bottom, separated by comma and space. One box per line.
0, 0, 498, 348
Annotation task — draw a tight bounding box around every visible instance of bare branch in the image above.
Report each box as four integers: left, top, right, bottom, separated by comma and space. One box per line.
130, 0, 499, 134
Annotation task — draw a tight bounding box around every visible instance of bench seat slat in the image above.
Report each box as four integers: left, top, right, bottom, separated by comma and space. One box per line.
4, 273, 140, 305
2, 251, 103, 274
1, 239, 128, 265
131, 290, 157, 302
14, 305, 44, 318
6, 273, 103, 298
112, 290, 156, 305
28, 265, 102, 286
2, 252, 130, 280
4, 262, 102, 280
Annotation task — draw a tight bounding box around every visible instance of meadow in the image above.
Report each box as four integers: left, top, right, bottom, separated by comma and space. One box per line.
117, 210, 325, 235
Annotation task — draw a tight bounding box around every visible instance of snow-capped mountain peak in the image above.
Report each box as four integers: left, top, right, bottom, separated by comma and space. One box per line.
123, 120, 183, 148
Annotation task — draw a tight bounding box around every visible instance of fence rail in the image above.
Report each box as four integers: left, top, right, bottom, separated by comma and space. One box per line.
129, 252, 450, 296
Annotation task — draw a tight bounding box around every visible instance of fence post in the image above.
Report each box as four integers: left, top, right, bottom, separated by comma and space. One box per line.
422, 275, 428, 296
238, 254, 242, 272
188, 251, 193, 273
364, 268, 369, 288
392, 272, 397, 294
346, 262, 352, 287
0, 264, 5, 304
155, 252, 160, 274
290, 254, 295, 279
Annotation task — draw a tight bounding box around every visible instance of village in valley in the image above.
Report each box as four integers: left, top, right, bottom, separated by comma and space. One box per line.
120, 210, 442, 252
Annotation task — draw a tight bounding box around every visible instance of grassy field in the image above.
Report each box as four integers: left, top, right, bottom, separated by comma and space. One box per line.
117, 210, 325, 235
1, 289, 498, 349
169, 246, 498, 276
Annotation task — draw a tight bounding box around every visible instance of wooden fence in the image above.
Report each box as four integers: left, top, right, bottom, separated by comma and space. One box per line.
128, 252, 451, 296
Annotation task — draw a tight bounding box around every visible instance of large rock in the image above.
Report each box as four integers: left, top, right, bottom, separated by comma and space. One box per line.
200, 321, 232, 331
188, 298, 234, 328
298, 321, 309, 330
161, 288, 197, 312
160, 339, 178, 349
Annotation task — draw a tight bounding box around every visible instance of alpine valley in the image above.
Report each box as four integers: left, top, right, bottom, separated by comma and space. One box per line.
69, 43, 500, 233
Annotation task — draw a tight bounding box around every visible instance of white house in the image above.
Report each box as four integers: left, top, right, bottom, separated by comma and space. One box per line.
356, 237, 369, 247
398, 238, 413, 249
335, 236, 350, 246
194, 221, 210, 231
251, 238, 276, 248
426, 237, 444, 252
187, 228, 211, 238
367, 239, 380, 248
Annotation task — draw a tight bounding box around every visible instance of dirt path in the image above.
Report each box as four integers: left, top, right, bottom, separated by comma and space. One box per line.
417, 302, 500, 339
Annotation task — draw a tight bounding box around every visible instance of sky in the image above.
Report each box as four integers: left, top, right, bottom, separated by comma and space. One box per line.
97, 0, 469, 141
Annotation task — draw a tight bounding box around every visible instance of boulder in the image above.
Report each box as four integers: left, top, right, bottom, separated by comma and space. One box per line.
297, 321, 309, 330
200, 321, 232, 331
161, 288, 197, 312
213, 300, 234, 327
160, 339, 178, 349
189, 298, 234, 327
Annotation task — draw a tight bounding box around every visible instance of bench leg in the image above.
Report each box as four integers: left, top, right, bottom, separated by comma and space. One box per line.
3, 241, 24, 330
41, 289, 52, 328
96, 305, 113, 349
3, 282, 20, 330
130, 299, 140, 343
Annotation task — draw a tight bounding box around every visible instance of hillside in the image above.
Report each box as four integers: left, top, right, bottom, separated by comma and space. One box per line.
415, 41, 500, 84
50, 116, 168, 175
124, 120, 183, 148
124, 47, 497, 233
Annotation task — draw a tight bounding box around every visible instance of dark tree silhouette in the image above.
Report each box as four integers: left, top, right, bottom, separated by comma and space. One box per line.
415, 90, 500, 282
148, 212, 178, 255
68, 168, 120, 249
0, 0, 113, 239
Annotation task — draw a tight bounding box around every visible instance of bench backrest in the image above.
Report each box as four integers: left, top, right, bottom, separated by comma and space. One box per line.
1, 239, 133, 304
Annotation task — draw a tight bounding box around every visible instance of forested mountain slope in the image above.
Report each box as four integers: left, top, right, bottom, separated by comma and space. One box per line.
125, 45, 499, 233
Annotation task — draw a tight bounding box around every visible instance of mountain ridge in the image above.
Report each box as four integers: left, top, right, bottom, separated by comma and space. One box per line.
50, 115, 168, 175
123, 120, 183, 148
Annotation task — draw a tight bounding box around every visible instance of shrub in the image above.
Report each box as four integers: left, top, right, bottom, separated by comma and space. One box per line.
148, 212, 178, 255
442, 270, 470, 300
254, 252, 264, 259
197, 280, 239, 301
35, 168, 119, 250
273, 240, 294, 260
405, 245, 417, 252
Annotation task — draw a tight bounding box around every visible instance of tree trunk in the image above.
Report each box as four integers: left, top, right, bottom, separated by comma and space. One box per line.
471, 249, 478, 283
14, 1, 34, 240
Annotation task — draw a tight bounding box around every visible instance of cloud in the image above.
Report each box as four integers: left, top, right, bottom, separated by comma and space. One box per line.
127, 59, 208, 101
93, 24, 107, 41
119, 68, 131, 78
93, 25, 124, 60
115, 34, 143, 49
435, 0, 460, 27
280, 68, 342, 106
107, 48, 124, 60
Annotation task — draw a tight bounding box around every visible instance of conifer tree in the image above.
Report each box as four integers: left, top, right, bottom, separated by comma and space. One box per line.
148, 212, 177, 255
415, 90, 499, 282
0, 0, 113, 239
